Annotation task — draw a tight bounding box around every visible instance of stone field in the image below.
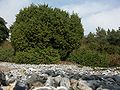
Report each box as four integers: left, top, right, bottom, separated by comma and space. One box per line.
0, 62, 120, 90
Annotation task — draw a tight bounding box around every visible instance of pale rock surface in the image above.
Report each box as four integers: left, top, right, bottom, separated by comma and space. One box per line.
78, 79, 92, 90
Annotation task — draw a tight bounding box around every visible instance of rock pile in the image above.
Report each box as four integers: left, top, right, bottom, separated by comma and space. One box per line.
0, 62, 120, 90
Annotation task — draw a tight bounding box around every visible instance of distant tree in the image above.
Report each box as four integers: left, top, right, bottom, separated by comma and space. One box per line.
107, 29, 120, 46
85, 32, 98, 50
0, 17, 9, 44
86, 32, 95, 43
11, 4, 84, 60
95, 27, 108, 52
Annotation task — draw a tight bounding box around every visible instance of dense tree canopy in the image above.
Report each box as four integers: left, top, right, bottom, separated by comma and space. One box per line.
11, 4, 84, 60
0, 17, 9, 44
85, 27, 120, 54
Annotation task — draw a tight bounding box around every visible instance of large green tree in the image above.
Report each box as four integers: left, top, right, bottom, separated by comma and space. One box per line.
0, 17, 9, 44
11, 4, 84, 60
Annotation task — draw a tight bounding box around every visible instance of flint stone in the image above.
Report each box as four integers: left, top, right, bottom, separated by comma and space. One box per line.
27, 73, 47, 84
57, 86, 68, 90
54, 75, 62, 86
45, 77, 56, 87
32, 87, 55, 90
112, 75, 120, 84
60, 77, 70, 89
96, 86, 109, 90
45, 70, 56, 77
0, 72, 8, 86
13, 80, 29, 90
66, 72, 81, 80
82, 75, 101, 80
87, 80, 100, 90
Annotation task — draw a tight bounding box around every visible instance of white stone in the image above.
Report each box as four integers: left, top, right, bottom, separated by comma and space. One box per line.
57, 86, 68, 90
32, 87, 53, 90
54, 75, 62, 84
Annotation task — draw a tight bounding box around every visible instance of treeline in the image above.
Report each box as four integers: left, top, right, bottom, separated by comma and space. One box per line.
0, 4, 120, 67
68, 27, 120, 67
85, 27, 120, 54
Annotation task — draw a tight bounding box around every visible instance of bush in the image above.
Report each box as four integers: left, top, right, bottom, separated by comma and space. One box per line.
67, 48, 108, 67
13, 47, 60, 64
0, 48, 14, 62
108, 54, 120, 67
11, 4, 83, 60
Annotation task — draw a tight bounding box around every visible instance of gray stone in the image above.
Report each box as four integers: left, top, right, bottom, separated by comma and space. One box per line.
112, 75, 120, 84
45, 77, 56, 87
8, 77, 16, 84
27, 73, 47, 85
96, 86, 109, 90
0, 72, 8, 86
60, 77, 70, 89
67, 72, 81, 80
82, 75, 101, 80
13, 80, 29, 90
45, 70, 56, 77
87, 80, 100, 90
98, 78, 120, 90
54, 75, 62, 86
0, 87, 3, 90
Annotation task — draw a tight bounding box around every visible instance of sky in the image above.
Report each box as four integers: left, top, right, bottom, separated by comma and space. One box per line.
0, 0, 120, 35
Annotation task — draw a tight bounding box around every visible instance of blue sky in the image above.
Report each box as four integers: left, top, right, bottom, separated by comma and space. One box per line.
0, 0, 120, 34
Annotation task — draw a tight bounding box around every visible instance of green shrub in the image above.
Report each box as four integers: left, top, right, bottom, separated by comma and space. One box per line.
11, 4, 83, 60
67, 48, 108, 67
13, 47, 60, 64
0, 48, 14, 62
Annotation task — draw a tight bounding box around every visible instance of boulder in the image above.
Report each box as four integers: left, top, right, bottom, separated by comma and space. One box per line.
27, 73, 47, 84
13, 80, 29, 90
112, 75, 120, 84
78, 79, 92, 90
45, 70, 56, 77
54, 75, 62, 86
87, 80, 100, 90
45, 77, 56, 87
60, 77, 70, 89
67, 72, 81, 80
0, 72, 8, 86
70, 79, 79, 90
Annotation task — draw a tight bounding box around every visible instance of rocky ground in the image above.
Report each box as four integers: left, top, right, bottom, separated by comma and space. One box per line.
0, 62, 120, 90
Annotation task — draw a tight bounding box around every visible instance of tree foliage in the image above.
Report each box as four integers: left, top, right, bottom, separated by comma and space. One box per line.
11, 4, 84, 60
82, 27, 120, 66
0, 17, 9, 44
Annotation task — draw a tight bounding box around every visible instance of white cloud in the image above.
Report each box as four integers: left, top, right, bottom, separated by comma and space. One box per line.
84, 7, 120, 33
61, 2, 120, 35
61, 2, 110, 17
0, 0, 31, 28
